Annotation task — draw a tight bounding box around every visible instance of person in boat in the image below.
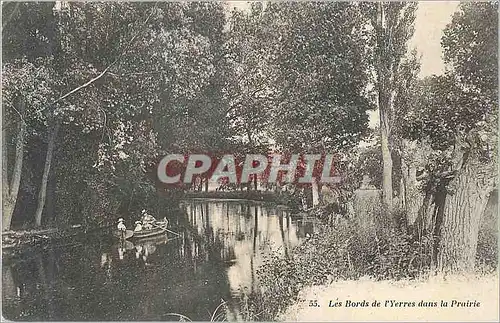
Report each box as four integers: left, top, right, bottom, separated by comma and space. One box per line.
117, 218, 126, 231
156, 216, 169, 228
141, 209, 156, 230
117, 218, 127, 238
134, 220, 143, 232
140, 210, 149, 229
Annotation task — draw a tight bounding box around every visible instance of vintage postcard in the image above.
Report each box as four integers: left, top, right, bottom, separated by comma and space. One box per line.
2, 1, 498, 322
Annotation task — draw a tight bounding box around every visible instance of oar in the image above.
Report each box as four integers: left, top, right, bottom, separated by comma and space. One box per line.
166, 228, 180, 237
152, 222, 180, 237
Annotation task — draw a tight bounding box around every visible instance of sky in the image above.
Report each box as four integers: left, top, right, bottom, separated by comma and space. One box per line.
410, 1, 460, 77
224, 1, 460, 129
373, 1, 460, 127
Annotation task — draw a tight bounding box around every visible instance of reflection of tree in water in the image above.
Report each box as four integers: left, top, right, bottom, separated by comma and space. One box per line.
183, 207, 235, 264
181, 200, 308, 321
3, 201, 311, 321
279, 209, 289, 258
4, 241, 135, 320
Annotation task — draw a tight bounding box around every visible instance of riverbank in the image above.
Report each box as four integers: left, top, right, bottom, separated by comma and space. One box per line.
182, 190, 299, 208
279, 273, 499, 321
247, 198, 499, 321
1, 225, 106, 257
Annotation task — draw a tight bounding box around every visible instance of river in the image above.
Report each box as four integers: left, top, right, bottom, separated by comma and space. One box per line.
2, 199, 319, 321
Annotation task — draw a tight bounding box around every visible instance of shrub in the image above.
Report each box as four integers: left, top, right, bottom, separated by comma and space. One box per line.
251, 211, 433, 320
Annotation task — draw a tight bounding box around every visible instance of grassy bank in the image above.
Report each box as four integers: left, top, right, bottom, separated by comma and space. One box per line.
246, 206, 498, 321
1, 225, 109, 258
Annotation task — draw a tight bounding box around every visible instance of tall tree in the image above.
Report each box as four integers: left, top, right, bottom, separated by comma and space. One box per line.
31, 2, 160, 227
365, 2, 417, 211
57, 2, 227, 221
266, 2, 373, 204
392, 50, 423, 224
436, 2, 497, 272
224, 3, 277, 190
400, 2, 498, 272
3, 2, 229, 228
225, 3, 276, 147
2, 2, 60, 230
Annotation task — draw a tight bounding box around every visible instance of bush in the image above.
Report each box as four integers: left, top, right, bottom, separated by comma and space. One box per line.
251, 212, 433, 320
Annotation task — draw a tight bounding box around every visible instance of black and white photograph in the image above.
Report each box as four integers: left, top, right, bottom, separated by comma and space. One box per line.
1, 1, 498, 321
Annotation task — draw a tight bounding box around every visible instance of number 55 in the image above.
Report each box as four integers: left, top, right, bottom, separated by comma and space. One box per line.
309, 300, 319, 307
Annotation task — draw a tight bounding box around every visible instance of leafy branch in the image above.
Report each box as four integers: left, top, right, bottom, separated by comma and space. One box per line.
50, 2, 159, 107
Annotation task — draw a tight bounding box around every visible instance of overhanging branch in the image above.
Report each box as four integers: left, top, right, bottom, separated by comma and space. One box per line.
50, 3, 159, 107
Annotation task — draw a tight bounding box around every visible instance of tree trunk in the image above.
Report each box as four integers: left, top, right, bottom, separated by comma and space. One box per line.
34, 121, 60, 227
45, 173, 56, 225
2, 97, 26, 231
311, 177, 320, 206
376, 2, 392, 211
380, 112, 393, 211
375, 2, 407, 213
400, 175, 406, 210
412, 185, 436, 238
400, 149, 422, 226
2, 118, 8, 220
437, 159, 494, 273
3, 203, 15, 231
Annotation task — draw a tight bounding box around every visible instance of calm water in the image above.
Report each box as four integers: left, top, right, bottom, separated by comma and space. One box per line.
2, 199, 318, 321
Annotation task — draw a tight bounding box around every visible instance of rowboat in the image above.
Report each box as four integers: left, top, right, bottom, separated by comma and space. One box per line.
130, 225, 167, 239
113, 223, 172, 240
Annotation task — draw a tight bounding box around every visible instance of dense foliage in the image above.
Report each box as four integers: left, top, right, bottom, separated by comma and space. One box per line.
250, 214, 433, 320
2, 2, 376, 229
2, 0, 496, 292
245, 2, 498, 319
